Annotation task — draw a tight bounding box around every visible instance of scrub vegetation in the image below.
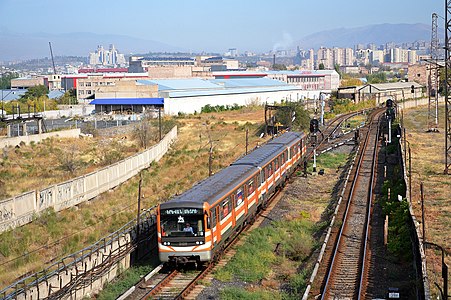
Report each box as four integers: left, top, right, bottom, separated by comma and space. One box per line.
402, 104, 450, 299
0, 106, 268, 289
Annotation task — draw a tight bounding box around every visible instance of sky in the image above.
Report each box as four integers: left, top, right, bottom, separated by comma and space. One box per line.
0, 0, 444, 53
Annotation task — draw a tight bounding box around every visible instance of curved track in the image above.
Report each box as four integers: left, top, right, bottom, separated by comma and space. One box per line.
320, 109, 383, 299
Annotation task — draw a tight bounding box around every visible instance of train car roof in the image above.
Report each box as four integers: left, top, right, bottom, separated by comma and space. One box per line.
160, 164, 257, 209
231, 144, 282, 167
266, 131, 305, 145
231, 131, 304, 167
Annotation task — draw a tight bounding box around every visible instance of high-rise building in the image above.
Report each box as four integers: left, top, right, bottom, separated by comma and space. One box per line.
88, 44, 126, 66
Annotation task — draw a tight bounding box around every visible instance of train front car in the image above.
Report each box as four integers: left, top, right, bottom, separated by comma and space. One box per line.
157, 164, 258, 266
158, 200, 209, 265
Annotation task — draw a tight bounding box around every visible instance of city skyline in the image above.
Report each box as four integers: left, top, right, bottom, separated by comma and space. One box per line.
0, 0, 443, 56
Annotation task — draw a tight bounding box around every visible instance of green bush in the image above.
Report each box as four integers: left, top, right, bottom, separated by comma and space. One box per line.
201, 103, 244, 113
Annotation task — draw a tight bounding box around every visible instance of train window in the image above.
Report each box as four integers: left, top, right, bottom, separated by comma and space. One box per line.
248, 179, 255, 195
220, 198, 231, 220
260, 170, 265, 184
210, 207, 217, 228
275, 157, 279, 170
160, 209, 205, 237
281, 152, 285, 164
268, 163, 273, 176
235, 188, 244, 206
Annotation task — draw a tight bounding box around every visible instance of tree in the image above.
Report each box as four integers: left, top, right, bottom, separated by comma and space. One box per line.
366, 72, 387, 84
334, 63, 341, 75
273, 64, 287, 71
0, 72, 19, 89
57, 89, 78, 105
340, 78, 363, 87
274, 102, 310, 132
56, 145, 85, 175
20, 85, 49, 102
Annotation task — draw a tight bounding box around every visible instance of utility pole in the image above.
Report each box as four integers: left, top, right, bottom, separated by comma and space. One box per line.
445, 1, 451, 174
420, 182, 425, 242
245, 128, 249, 155
209, 142, 213, 177
158, 106, 162, 141
137, 174, 142, 232
205, 124, 219, 177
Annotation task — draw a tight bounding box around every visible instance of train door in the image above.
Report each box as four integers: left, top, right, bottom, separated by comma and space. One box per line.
210, 206, 219, 246
231, 194, 236, 228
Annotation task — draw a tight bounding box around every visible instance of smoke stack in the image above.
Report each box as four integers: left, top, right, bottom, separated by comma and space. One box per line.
273, 54, 276, 69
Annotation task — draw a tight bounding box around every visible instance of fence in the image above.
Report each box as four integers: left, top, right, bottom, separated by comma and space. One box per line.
0, 205, 158, 300
0, 128, 81, 148
0, 126, 177, 233
5, 119, 139, 138
399, 131, 429, 299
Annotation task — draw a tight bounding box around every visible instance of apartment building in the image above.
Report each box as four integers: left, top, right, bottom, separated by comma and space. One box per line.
75, 73, 149, 101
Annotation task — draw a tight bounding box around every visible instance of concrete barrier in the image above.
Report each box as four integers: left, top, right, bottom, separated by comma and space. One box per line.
0, 126, 177, 233
0, 128, 81, 148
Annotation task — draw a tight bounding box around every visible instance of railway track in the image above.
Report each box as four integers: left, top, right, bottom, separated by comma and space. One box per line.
123, 189, 285, 300
307, 110, 367, 159
320, 109, 383, 299
121, 112, 371, 300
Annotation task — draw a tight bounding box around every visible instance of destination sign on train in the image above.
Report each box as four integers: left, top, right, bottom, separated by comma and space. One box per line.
161, 208, 200, 215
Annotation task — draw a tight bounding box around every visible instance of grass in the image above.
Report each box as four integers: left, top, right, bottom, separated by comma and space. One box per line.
220, 287, 283, 300
403, 103, 450, 299
0, 128, 148, 199
0, 107, 270, 289
313, 152, 349, 170
214, 217, 316, 298
97, 263, 154, 300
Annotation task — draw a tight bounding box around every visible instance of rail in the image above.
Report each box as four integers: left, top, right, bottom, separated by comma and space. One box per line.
320, 109, 383, 299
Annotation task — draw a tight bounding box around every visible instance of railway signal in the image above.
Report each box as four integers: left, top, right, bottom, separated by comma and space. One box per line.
310, 118, 320, 173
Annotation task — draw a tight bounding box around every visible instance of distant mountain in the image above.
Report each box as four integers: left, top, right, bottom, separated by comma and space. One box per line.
297, 23, 434, 49
0, 31, 184, 61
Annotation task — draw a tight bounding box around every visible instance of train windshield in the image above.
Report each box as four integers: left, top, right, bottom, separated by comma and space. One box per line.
160, 208, 204, 237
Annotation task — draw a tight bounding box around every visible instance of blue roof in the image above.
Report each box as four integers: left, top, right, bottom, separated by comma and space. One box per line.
89, 98, 164, 105
211, 78, 287, 88
167, 85, 301, 98
48, 90, 65, 99
138, 78, 223, 91
0, 89, 27, 102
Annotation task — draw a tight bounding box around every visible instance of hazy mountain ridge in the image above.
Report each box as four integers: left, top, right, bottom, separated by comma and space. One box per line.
0, 23, 434, 61
297, 23, 433, 49
0, 31, 184, 61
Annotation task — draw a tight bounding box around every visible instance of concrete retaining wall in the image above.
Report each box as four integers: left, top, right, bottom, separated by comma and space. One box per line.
0, 126, 177, 233
13, 232, 132, 300
0, 129, 81, 148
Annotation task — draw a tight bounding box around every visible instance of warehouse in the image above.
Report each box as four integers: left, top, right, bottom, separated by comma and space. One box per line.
139, 77, 326, 115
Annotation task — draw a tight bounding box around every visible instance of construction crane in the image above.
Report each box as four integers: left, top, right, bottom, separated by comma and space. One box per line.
48, 41, 57, 75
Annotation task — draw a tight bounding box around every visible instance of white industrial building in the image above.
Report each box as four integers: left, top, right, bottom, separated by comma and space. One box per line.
135, 78, 327, 115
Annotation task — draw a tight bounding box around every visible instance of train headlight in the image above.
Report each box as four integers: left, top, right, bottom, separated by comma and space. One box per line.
195, 241, 199, 245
